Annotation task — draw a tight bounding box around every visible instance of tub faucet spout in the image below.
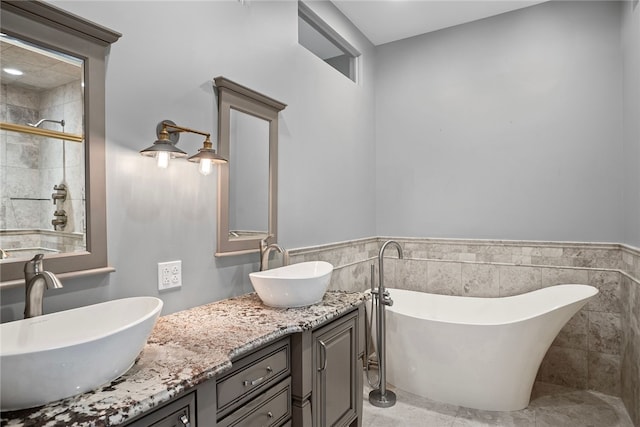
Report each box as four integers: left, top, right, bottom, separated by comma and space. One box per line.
378, 240, 402, 305
24, 254, 63, 318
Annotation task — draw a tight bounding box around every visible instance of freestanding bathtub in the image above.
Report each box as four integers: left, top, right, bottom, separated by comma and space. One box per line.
368, 284, 598, 411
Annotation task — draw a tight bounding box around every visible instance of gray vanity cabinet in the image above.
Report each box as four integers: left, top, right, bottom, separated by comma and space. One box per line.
124, 338, 291, 427
121, 304, 364, 427
291, 305, 364, 427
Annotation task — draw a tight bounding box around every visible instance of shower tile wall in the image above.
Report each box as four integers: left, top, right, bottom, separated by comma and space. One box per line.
0, 82, 84, 256
288, 237, 640, 426
1, 84, 43, 231
40, 80, 85, 237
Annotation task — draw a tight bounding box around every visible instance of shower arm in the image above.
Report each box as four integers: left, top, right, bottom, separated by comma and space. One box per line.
28, 119, 65, 128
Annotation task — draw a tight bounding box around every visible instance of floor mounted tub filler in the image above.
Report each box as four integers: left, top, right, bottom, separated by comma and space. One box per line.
368, 284, 598, 411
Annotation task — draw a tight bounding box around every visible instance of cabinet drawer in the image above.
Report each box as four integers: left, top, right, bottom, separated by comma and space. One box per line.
217, 338, 290, 417
125, 392, 195, 427
218, 377, 291, 427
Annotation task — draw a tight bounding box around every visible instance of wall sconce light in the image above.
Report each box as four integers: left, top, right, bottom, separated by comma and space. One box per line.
140, 120, 227, 175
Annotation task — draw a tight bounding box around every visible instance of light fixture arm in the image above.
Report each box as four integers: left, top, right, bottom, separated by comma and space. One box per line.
161, 121, 210, 139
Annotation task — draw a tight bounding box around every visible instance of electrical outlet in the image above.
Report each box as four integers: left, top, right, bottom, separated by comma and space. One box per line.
158, 260, 182, 291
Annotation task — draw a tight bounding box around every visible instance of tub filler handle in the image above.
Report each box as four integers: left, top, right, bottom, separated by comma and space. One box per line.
381, 290, 393, 306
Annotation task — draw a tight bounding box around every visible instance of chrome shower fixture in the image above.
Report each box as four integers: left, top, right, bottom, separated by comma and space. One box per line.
52, 210, 67, 230
51, 184, 68, 231
51, 184, 67, 204
27, 119, 65, 128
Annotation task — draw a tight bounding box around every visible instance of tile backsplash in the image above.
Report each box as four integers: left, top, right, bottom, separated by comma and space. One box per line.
289, 237, 640, 425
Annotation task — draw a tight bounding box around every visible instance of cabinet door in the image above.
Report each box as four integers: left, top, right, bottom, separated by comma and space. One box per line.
312, 313, 357, 427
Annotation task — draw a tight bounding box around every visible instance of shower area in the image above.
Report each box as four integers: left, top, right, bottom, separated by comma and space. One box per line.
0, 34, 86, 260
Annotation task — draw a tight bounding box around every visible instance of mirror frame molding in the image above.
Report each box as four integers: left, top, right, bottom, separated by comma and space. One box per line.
214, 77, 286, 256
0, 1, 121, 286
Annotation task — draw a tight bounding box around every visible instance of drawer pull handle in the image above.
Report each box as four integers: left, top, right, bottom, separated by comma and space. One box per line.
267, 411, 273, 418
242, 366, 273, 387
179, 413, 190, 427
318, 340, 327, 372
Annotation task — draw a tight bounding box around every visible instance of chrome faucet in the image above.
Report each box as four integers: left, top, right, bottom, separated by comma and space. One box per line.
24, 254, 63, 318
369, 239, 403, 408
259, 238, 289, 271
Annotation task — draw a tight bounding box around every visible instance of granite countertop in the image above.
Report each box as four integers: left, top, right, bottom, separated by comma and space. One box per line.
1, 291, 365, 427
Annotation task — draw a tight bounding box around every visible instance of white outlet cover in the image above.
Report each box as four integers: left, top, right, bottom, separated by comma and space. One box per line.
158, 260, 182, 291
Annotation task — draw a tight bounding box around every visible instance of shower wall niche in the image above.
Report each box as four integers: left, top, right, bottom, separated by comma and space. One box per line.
0, 79, 85, 259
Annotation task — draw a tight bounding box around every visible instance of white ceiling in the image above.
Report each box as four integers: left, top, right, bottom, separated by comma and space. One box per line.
331, 0, 547, 46
0, 36, 82, 91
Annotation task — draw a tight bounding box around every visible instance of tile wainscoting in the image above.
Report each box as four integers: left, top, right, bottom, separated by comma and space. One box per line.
289, 237, 640, 426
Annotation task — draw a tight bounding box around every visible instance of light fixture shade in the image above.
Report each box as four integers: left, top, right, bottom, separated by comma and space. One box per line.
140, 128, 188, 159
187, 137, 227, 175
187, 147, 227, 164
140, 124, 187, 169
139, 141, 188, 158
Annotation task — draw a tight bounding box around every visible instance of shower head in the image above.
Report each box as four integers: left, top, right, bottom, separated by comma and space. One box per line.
27, 119, 65, 128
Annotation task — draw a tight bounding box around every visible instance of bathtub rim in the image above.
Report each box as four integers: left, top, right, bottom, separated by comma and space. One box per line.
365, 284, 598, 327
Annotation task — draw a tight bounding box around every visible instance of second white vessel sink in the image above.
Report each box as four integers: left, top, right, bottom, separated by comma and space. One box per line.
0, 296, 163, 411
249, 261, 333, 308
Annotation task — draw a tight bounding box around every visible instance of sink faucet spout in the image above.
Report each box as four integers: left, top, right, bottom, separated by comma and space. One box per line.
24, 254, 63, 318
260, 239, 289, 271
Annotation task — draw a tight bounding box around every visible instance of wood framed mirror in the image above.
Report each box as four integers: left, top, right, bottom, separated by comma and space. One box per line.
214, 77, 286, 256
0, 1, 120, 285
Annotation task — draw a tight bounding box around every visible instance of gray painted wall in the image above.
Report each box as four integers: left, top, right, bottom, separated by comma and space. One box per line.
374, 1, 625, 243
0, 1, 376, 321
2, 1, 637, 322
622, 1, 640, 247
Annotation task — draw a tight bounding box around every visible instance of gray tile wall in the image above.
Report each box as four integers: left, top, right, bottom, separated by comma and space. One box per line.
620, 247, 640, 426
289, 237, 640, 424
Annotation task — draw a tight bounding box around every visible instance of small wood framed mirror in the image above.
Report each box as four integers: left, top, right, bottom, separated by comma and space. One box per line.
214, 77, 286, 256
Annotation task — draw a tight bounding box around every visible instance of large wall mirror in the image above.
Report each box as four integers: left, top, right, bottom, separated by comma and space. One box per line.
0, 1, 120, 285
214, 77, 286, 256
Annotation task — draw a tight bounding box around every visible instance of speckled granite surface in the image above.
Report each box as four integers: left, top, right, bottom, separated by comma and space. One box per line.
1, 291, 364, 427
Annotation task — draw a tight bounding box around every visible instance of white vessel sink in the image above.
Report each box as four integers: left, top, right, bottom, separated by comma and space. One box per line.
0, 296, 163, 411
249, 261, 333, 308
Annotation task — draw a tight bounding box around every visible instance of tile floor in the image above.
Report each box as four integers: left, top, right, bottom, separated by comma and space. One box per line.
362, 375, 634, 426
